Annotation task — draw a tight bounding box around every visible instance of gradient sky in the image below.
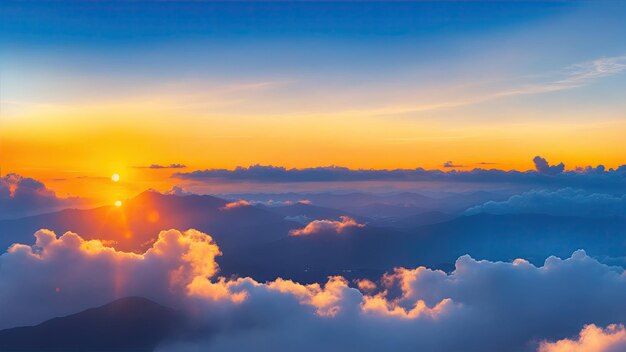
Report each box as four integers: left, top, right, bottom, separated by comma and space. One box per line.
1, 1, 626, 200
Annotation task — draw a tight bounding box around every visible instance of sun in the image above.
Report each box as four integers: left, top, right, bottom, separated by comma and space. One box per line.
114, 200, 123, 207
111, 173, 120, 182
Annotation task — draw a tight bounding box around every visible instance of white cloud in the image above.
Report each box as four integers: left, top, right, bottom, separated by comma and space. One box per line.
465, 188, 626, 217
289, 216, 365, 236
220, 199, 252, 210
2, 229, 626, 352
539, 324, 626, 352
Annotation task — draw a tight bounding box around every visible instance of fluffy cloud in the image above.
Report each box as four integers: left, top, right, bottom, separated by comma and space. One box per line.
0, 173, 83, 219
2, 229, 626, 352
164, 185, 193, 196
539, 324, 626, 352
533, 156, 565, 175
0, 228, 221, 329
164, 249, 626, 352
289, 216, 365, 236
465, 188, 626, 217
220, 200, 252, 210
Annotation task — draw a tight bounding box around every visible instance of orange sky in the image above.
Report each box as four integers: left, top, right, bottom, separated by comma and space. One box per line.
2, 101, 624, 202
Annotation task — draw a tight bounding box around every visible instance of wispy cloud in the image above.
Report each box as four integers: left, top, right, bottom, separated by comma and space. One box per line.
493, 55, 626, 98
326, 55, 626, 118
134, 164, 187, 170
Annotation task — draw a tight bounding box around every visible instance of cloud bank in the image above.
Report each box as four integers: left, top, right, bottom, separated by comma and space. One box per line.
0, 174, 83, 219
1, 229, 626, 351
465, 188, 626, 217
173, 157, 626, 192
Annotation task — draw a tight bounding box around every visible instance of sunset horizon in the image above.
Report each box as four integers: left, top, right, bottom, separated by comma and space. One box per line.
1, 1, 626, 351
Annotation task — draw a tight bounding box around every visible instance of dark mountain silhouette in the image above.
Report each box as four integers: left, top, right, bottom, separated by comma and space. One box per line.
0, 296, 181, 352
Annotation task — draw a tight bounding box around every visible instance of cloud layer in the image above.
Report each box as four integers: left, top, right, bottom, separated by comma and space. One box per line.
1, 229, 626, 352
465, 188, 626, 217
174, 157, 626, 192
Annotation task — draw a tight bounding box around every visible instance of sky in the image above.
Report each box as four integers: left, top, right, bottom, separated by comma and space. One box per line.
1, 1, 626, 201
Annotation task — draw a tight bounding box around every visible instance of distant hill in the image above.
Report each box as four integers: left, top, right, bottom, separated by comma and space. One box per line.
220, 213, 626, 282
0, 191, 300, 252
3, 192, 624, 285
259, 202, 367, 223
370, 210, 455, 228
0, 297, 180, 352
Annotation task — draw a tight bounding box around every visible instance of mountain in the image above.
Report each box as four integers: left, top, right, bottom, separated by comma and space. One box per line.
220, 213, 626, 282
0, 191, 300, 252
371, 210, 455, 228
0, 297, 180, 352
259, 202, 367, 223
3, 191, 625, 285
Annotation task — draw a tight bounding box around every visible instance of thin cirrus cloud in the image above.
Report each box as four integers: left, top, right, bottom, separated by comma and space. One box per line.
134, 164, 187, 169
2, 229, 626, 351
331, 55, 626, 118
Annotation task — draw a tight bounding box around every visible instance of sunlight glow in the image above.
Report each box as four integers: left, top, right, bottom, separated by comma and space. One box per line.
114, 200, 123, 207
111, 173, 120, 182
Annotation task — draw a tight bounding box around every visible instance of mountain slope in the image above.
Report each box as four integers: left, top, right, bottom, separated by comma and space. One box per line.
0, 297, 181, 352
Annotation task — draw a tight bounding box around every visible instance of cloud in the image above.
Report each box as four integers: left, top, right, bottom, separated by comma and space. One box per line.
321, 55, 626, 118
173, 158, 626, 193
283, 215, 311, 224
251, 199, 312, 207
164, 185, 193, 196
2, 229, 626, 352
539, 324, 626, 352
0, 173, 83, 219
533, 156, 565, 175
220, 200, 252, 210
135, 164, 187, 169
0, 228, 221, 329
442, 161, 465, 168
465, 188, 626, 217
289, 216, 365, 236
162, 248, 626, 352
